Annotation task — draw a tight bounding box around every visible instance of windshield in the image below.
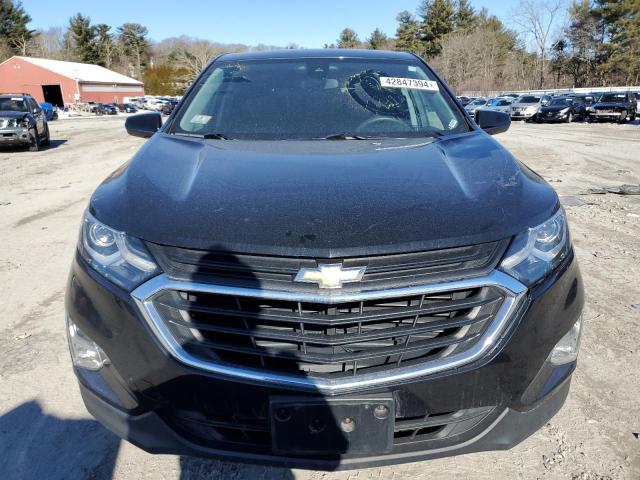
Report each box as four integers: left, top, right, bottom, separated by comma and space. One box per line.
518, 96, 540, 104
489, 99, 509, 106
549, 98, 572, 106
598, 94, 626, 103
469, 99, 486, 106
0, 97, 28, 112
169, 58, 469, 140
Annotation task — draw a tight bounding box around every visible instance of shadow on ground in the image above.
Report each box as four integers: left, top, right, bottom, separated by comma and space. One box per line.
0, 401, 297, 479
0, 401, 120, 480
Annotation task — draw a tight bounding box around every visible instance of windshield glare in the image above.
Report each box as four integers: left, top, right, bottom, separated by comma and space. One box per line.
518, 96, 540, 104
549, 98, 572, 106
0, 97, 27, 112
598, 94, 626, 103
170, 58, 469, 140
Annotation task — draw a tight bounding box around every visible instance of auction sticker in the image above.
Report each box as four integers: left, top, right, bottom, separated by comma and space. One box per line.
379, 77, 439, 91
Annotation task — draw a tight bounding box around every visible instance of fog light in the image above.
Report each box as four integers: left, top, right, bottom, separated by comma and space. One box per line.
66, 315, 109, 371
549, 317, 582, 365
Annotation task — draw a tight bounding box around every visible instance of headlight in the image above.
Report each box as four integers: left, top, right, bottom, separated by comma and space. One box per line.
499, 208, 570, 285
586, 106, 595, 112
78, 211, 159, 290
560, 107, 570, 114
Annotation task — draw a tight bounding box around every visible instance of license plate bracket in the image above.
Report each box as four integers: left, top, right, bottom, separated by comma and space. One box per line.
270, 395, 395, 455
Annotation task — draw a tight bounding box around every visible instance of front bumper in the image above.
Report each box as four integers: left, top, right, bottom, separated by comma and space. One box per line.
66, 252, 584, 469
538, 112, 570, 122
0, 127, 30, 145
510, 111, 536, 120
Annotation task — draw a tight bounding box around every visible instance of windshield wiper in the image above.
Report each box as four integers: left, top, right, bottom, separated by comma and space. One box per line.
322, 133, 373, 140
170, 132, 231, 140
203, 133, 230, 140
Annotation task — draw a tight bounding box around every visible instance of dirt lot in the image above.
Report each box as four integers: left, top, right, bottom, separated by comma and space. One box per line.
0, 117, 638, 480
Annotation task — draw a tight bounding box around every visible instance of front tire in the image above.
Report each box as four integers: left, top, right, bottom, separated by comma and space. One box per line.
566, 112, 573, 123
28, 127, 41, 152
41, 124, 50, 147
618, 110, 627, 124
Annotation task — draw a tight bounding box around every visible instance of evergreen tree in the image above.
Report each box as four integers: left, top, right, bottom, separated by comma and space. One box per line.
454, 0, 476, 31
419, 0, 456, 57
94, 23, 115, 67
337, 28, 360, 48
118, 23, 149, 79
395, 10, 422, 54
595, 0, 640, 84
0, 0, 34, 56
367, 28, 389, 50
68, 13, 99, 63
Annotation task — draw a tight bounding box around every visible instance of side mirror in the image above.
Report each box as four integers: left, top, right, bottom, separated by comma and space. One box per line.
475, 109, 510, 135
125, 112, 162, 138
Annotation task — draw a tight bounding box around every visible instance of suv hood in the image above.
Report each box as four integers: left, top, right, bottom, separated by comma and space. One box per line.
90, 131, 558, 257
594, 102, 626, 109
0, 111, 28, 119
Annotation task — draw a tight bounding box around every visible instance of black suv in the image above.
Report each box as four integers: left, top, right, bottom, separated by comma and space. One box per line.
537, 95, 588, 123
65, 50, 584, 469
0, 93, 50, 151
587, 92, 637, 123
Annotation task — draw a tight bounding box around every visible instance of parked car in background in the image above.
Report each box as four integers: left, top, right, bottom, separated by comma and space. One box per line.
510, 95, 543, 121
457, 96, 471, 106
537, 96, 588, 123
95, 103, 118, 115
482, 97, 513, 114
464, 98, 488, 118
118, 103, 138, 113
587, 92, 637, 123
39, 101, 58, 121
0, 93, 50, 151
162, 100, 178, 116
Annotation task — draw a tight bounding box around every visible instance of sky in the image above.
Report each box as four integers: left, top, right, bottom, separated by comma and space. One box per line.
23, 0, 521, 48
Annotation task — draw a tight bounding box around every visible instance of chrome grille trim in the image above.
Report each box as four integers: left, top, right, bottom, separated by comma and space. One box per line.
131, 270, 527, 393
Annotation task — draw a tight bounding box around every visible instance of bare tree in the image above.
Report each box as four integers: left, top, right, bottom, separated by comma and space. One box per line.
171, 38, 223, 80
512, 0, 566, 88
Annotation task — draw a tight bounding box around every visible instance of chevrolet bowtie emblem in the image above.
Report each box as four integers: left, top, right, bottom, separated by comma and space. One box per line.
294, 264, 366, 289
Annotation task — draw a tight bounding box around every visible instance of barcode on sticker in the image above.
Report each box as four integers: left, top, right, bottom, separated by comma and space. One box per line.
379, 77, 439, 91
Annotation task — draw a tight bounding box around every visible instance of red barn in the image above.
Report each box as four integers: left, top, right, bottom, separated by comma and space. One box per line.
0, 56, 144, 107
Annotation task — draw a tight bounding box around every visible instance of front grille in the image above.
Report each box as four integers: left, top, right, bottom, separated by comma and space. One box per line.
150, 284, 505, 379
146, 240, 508, 292
0, 118, 17, 129
161, 405, 496, 452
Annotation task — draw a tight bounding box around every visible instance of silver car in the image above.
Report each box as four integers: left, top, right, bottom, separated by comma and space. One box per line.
464, 98, 488, 118
510, 95, 544, 121
482, 97, 513, 114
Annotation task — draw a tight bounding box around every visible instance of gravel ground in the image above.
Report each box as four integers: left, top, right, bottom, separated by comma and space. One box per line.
0, 117, 638, 480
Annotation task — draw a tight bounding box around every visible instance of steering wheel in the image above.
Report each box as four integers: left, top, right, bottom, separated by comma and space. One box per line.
356, 116, 410, 133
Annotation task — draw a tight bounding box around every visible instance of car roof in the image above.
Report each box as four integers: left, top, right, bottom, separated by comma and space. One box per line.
218, 48, 418, 62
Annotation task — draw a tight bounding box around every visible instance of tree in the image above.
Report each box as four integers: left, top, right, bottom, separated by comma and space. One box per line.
511, 0, 566, 88
29, 27, 66, 60
68, 13, 98, 63
94, 24, 116, 67
143, 63, 189, 95
170, 38, 221, 80
595, 0, 640, 85
118, 23, 149, 79
367, 28, 389, 49
455, 0, 477, 31
559, 0, 602, 86
0, 0, 35, 57
337, 28, 360, 48
419, 0, 456, 57
395, 10, 422, 53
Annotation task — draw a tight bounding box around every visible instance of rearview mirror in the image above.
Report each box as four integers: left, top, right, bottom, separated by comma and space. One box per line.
475, 110, 510, 135
125, 112, 162, 138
